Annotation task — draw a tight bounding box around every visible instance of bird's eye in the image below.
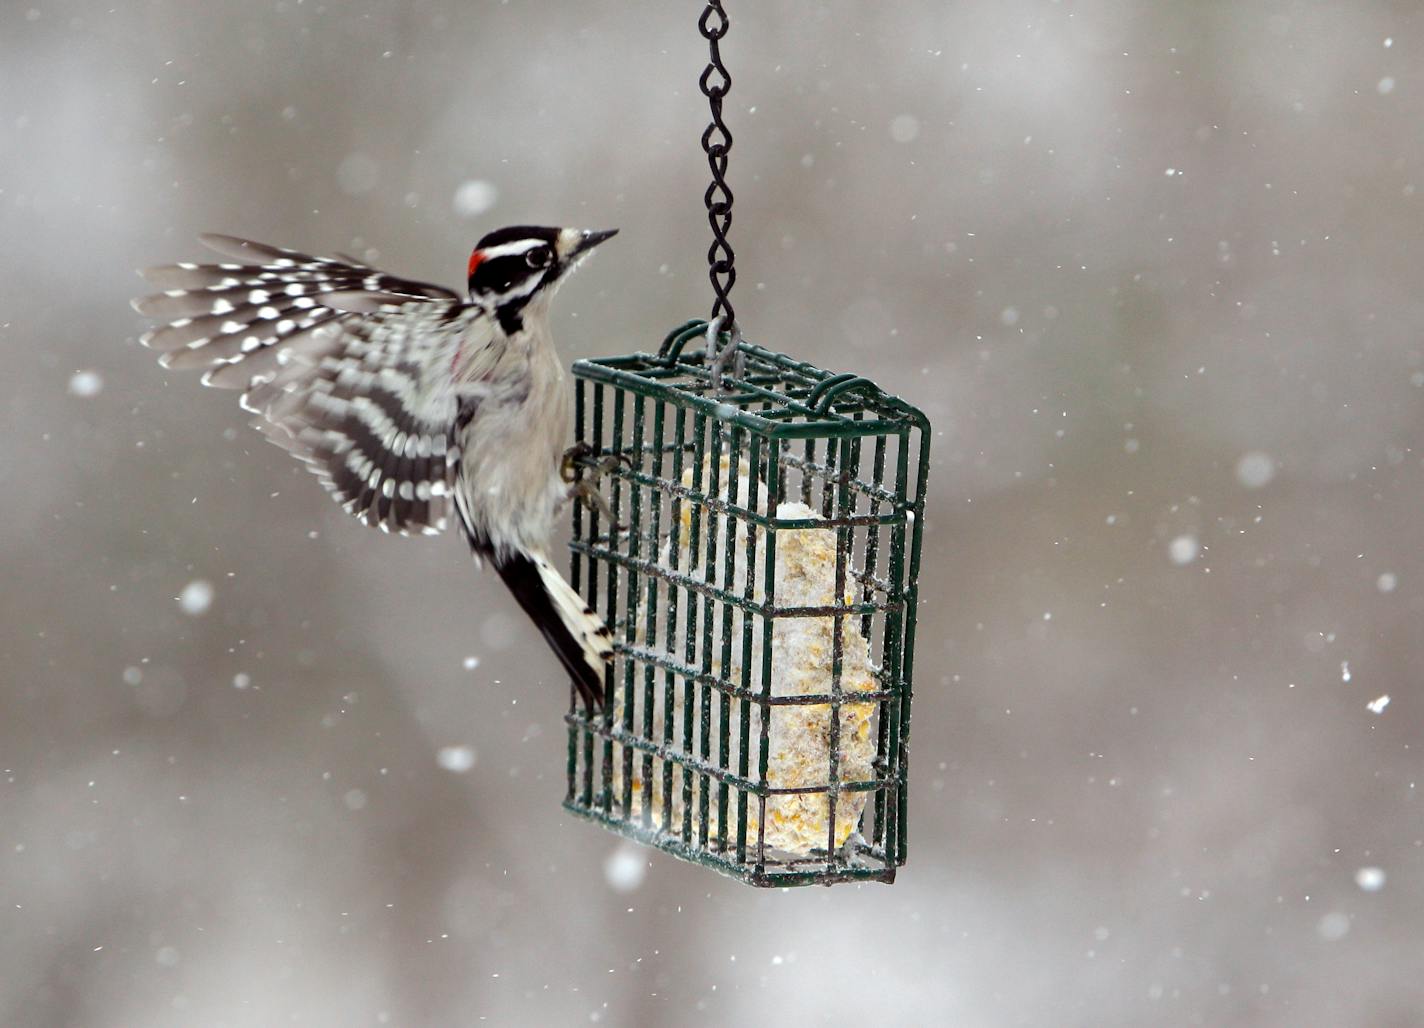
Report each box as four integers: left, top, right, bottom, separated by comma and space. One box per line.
526, 247, 553, 270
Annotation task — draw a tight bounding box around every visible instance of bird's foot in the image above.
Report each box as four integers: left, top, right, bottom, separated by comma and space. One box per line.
562, 444, 634, 530
568, 479, 620, 527
560, 441, 594, 484
561, 443, 633, 484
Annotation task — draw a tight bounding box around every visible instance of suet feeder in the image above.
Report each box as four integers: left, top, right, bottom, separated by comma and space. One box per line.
564, 322, 930, 885
562, 3, 932, 885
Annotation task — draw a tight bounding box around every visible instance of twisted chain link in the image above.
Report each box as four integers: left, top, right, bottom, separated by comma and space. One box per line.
699, 1, 736, 332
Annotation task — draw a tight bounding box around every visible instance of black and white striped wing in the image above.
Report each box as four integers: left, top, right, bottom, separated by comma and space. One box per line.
132, 235, 487, 536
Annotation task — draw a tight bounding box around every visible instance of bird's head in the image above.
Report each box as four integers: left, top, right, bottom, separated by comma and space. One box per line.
466, 225, 617, 330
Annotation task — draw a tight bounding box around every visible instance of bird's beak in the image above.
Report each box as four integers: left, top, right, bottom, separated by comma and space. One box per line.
574, 228, 619, 256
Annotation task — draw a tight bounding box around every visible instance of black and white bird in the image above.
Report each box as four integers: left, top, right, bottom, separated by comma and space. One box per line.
131, 226, 622, 708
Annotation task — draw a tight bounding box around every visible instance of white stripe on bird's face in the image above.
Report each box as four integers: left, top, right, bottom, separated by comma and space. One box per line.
478, 238, 547, 261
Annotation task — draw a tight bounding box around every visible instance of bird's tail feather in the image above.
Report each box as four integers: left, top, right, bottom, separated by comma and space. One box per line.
493, 549, 611, 709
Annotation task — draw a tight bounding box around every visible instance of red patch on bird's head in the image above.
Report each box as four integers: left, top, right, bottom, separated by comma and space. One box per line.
467, 249, 485, 278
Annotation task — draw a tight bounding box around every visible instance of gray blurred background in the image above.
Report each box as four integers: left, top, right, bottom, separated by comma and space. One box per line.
4, 1, 1423, 1024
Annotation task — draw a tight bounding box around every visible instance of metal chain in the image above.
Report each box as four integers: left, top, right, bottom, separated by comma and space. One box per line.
699, 1, 736, 333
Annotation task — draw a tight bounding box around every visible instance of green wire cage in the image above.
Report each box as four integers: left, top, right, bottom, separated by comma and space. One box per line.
565, 320, 931, 886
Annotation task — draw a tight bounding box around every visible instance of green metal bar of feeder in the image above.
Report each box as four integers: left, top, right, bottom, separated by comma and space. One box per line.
736, 431, 760, 864
571, 377, 587, 592
845, 430, 866, 810
654, 319, 713, 361
583, 381, 606, 810
775, 434, 787, 510
799, 437, 815, 506
640, 396, 664, 830
568, 377, 586, 805
562, 805, 893, 888
777, 452, 908, 510
664, 404, 688, 835
715, 425, 742, 854
567, 720, 896, 798
599, 387, 625, 817
820, 432, 837, 518
601, 640, 902, 707
638, 361, 846, 423
698, 419, 722, 850
621, 393, 646, 821
885, 426, 911, 865
573, 357, 913, 441
656, 318, 708, 357
848, 419, 864, 516
825, 434, 851, 868
863, 434, 887, 640
682, 412, 708, 845
898, 412, 931, 866
755, 437, 780, 876
571, 763, 889, 802
658, 330, 899, 422
868, 433, 889, 847
594, 466, 905, 530
569, 543, 889, 620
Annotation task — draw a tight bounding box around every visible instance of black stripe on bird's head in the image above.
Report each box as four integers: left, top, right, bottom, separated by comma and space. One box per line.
466, 226, 617, 332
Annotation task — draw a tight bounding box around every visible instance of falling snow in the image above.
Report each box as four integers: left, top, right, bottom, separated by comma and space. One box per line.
67, 369, 103, 397
603, 843, 647, 893
436, 745, 477, 773
1168, 535, 1199, 565
1377, 572, 1398, 593
1235, 451, 1275, 489
177, 579, 214, 616
1366, 694, 1390, 715
1340, 661, 1351, 683
1355, 867, 1386, 892
453, 180, 499, 218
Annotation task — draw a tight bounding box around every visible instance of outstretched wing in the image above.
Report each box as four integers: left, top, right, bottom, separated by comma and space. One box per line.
132, 235, 490, 536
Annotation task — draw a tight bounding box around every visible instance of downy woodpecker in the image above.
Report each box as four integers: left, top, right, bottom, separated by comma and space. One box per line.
131, 226, 621, 708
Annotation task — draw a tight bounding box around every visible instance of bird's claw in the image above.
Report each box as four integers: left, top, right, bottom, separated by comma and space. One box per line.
562, 443, 633, 481
597, 452, 636, 476
562, 445, 634, 531
568, 479, 623, 529
561, 441, 595, 484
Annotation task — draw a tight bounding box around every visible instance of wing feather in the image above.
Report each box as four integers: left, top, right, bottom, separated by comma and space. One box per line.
132, 235, 489, 537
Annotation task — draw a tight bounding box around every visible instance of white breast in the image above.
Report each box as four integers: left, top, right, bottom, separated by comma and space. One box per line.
454, 322, 571, 560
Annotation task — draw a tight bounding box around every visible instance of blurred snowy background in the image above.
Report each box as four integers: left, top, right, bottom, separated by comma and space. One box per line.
4, 1, 1424, 1024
